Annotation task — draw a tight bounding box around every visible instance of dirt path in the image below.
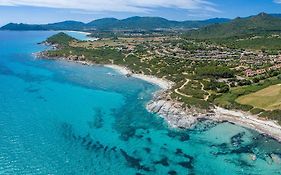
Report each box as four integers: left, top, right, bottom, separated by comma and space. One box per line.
174, 79, 192, 98
200, 82, 211, 101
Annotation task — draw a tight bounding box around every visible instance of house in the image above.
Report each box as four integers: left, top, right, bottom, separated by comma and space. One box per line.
276, 64, 281, 69
256, 69, 266, 75
274, 56, 281, 63
268, 66, 277, 71
244, 69, 256, 77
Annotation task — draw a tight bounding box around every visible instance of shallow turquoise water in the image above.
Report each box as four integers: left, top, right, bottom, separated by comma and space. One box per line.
0, 31, 281, 175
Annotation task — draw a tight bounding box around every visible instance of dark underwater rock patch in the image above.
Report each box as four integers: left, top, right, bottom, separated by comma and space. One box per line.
120, 126, 136, 141
177, 155, 194, 170
230, 145, 254, 155
0, 64, 14, 75
178, 161, 193, 169
21, 73, 47, 83
175, 148, 194, 161
60, 122, 120, 159
167, 131, 177, 138
88, 109, 104, 129
192, 119, 219, 132
231, 132, 245, 147
183, 154, 194, 160
25, 86, 40, 93
227, 159, 253, 168
37, 95, 47, 101
167, 131, 190, 142
143, 147, 151, 153
120, 149, 151, 172
61, 122, 75, 139
146, 137, 152, 143
168, 170, 177, 175
81, 138, 121, 158
160, 146, 168, 151
104, 146, 108, 154
179, 134, 190, 142
213, 142, 256, 157
111, 146, 117, 152
239, 160, 254, 168
212, 143, 228, 149
135, 134, 144, 139
154, 156, 169, 166
175, 148, 183, 155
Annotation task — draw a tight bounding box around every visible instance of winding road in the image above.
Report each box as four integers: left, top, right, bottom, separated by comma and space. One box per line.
174, 79, 192, 98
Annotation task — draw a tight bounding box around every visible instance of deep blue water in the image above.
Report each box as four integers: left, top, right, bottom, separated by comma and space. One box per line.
0, 31, 281, 175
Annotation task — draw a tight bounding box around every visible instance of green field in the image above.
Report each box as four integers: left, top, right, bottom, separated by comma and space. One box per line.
236, 84, 281, 110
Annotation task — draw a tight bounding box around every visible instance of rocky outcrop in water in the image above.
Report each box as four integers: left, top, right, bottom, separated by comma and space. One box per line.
146, 91, 209, 129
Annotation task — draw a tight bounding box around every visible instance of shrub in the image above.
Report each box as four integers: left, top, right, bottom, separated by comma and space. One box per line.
250, 108, 265, 115
260, 110, 281, 124
196, 66, 234, 78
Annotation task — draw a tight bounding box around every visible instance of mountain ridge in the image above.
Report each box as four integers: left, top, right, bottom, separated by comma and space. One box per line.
0, 16, 230, 31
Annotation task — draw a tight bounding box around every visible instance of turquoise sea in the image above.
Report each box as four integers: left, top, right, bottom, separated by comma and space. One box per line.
0, 31, 281, 175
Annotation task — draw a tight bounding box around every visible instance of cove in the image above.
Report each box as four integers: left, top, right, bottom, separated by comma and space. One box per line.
0, 31, 281, 175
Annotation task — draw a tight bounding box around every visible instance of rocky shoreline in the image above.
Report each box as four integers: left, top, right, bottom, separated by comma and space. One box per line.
146, 90, 210, 129
35, 50, 281, 143
147, 91, 281, 142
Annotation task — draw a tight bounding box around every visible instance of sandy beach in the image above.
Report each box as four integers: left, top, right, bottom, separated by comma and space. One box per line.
104, 65, 131, 75
57, 30, 99, 41
213, 107, 281, 142
58, 30, 92, 35
104, 64, 174, 90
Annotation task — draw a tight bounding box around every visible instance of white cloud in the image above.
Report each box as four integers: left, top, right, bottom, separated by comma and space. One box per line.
0, 0, 219, 13
274, 0, 281, 3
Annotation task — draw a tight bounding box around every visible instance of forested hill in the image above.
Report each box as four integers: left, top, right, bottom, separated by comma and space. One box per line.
1, 21, 86, 31
0, 17, 230, 31
86, 17, 230, 30
186, 13, 281, 39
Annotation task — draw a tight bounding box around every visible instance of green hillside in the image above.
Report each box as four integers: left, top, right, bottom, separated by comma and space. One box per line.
46, 32, 77, 46
187, 13, 281, 39
185, 13, 281, 51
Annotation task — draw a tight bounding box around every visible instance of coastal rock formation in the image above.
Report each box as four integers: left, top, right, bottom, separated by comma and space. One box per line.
147, 91, 202, 129
35, 51, 91, 66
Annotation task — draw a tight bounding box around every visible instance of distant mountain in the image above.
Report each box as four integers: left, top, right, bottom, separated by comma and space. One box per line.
186, 13, 281, 39
87, 18, 119, 30
1, 23, 45, 31
0, 16, 230, 31
181, 18, 230, 29
1, 20, 86, 31
270, 14, 281, 18
45, 21, 86, 30
88, 17, 181, 30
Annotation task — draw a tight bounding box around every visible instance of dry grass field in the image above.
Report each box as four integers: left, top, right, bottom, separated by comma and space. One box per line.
236, 84, 281, 110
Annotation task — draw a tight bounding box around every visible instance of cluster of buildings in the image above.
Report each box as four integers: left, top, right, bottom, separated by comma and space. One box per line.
244, 64, 281, 77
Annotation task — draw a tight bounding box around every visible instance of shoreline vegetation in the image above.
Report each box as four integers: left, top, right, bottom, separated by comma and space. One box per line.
35, 47, 281, 143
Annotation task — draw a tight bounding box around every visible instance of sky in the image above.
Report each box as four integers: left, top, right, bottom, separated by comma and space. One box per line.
0, 0, 281, 25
